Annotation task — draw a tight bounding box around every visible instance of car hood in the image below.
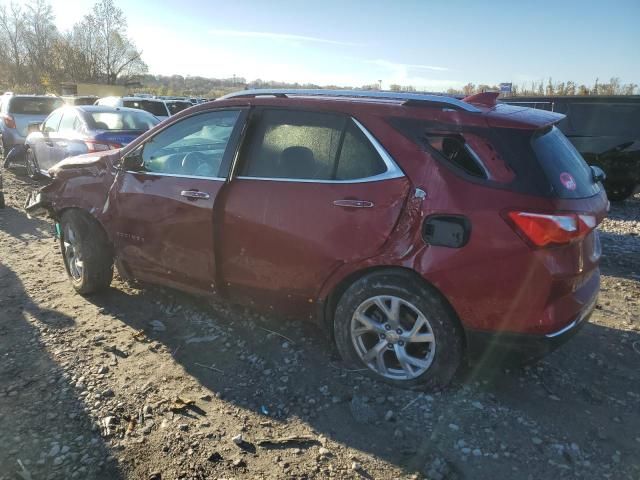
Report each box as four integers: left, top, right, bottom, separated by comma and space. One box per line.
48, 150, 119, 177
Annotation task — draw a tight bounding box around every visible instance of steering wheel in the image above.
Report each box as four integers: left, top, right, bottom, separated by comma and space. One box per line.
181, 151, 210, 176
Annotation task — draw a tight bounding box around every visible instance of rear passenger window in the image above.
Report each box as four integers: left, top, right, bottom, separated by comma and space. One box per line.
241, 109, 388, 181
241, 110, 344, 180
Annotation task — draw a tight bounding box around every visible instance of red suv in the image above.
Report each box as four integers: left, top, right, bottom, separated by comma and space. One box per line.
26, 89, 608, 389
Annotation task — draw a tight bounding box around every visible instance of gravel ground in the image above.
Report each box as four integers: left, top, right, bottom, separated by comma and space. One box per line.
1, 168, 639, 480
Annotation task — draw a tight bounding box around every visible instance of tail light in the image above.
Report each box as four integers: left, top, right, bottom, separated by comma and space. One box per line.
84, 141, 122, 153
505, 211, 597, 248
2, 114, 16, 129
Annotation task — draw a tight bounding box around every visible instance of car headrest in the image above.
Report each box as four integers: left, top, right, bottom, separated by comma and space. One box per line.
279, 146, 316, 178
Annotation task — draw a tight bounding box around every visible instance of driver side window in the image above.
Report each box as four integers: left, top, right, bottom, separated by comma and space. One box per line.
141, 110, 241, 178
43, 110, 63, 133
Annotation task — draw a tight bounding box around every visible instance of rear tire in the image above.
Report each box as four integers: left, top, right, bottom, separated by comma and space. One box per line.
333, 271, 463, 390
59, 210, 114, 295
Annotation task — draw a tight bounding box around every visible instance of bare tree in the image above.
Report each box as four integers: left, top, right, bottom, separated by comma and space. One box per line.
0, 2, 27, 87
23, 0, 58, 88
90, 0, 146, 84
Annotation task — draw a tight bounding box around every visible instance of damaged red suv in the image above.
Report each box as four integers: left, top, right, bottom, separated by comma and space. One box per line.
26, 89, 608, 389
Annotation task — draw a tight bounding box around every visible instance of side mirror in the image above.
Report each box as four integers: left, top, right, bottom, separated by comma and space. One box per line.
590, 165, 606, 183
121, 150, 144, 171
27, 121, 42, 134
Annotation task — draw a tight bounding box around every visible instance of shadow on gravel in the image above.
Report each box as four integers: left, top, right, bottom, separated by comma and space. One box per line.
599, 230, 640, 282
0, 204, 52, 243
83, 281, 640, 479
0, 263, 122, 480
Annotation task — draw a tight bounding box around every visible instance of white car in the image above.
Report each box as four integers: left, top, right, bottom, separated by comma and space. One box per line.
95, 96, 170, 120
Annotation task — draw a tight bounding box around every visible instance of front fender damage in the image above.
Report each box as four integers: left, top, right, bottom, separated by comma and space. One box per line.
24, 151, 118, 221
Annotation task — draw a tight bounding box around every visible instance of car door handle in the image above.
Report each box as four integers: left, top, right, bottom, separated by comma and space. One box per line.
180, 190, 210, 200
333, 199, 374, 208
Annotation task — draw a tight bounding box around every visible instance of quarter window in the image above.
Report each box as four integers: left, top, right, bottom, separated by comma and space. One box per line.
424, 134, 487, 179
240, 109, 388, 181
141, 110, 240, 178
336, 122, 386, 180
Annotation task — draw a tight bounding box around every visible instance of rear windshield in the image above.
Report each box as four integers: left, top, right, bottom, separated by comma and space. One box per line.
69, 97, 98, 106
530, 126, 600, 198
123, 100, 167, 117
88, 111, 160, 131
391, 118, 600, 199
9, 97, 64, 114
165, 101, 192, 115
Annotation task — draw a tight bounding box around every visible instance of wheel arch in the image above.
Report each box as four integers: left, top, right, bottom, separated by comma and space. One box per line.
321, 265, 466, 349
57, 206, 115, 252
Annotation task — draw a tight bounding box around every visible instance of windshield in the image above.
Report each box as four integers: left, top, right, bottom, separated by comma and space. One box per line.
123, 100, 168, 117
9, 97, 64, 114
88, 111, 160, 131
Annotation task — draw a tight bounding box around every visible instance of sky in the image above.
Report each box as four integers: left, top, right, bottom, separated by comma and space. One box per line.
49, 0, 640, 91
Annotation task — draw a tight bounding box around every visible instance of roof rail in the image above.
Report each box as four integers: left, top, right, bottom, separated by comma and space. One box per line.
217, 89, 481, 113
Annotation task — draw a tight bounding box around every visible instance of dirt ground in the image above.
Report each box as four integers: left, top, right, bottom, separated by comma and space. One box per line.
1, 167, 639, 480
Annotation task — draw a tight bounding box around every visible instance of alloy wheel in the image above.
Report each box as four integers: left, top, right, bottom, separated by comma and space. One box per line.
350, 295, 436, 380
63, 224, 83, 280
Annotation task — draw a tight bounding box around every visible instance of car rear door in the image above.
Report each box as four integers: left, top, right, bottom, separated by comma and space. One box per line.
108, 108, 247, 293
218, 108, 410, 314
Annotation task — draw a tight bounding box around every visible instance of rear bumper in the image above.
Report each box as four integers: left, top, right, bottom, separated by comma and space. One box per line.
466, 294, 597, 361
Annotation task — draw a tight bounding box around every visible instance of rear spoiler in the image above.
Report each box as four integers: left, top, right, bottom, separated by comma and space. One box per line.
485, 103, 565, 130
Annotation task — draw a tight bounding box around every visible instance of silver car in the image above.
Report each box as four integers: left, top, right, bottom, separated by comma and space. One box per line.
0, 94, 64, 157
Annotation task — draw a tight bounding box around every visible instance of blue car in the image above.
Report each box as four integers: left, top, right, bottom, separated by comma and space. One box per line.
23, 105, 160, 178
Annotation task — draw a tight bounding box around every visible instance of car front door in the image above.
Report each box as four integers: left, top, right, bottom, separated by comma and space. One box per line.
108, 108, 247, 294
218, 108, 411, 314
33, 109, 63, 169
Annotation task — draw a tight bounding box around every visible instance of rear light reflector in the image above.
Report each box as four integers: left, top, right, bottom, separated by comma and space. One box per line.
84, 141, 122, 153
505, 211, 597, 248
2, 114, 16, 129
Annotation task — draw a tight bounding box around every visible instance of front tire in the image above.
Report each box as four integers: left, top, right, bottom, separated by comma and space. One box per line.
59, 210, 114, 295
334, 271, 463, 390
25, 147, 39, 179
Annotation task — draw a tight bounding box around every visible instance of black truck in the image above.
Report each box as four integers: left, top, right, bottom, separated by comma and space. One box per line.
502, 95, 640, 201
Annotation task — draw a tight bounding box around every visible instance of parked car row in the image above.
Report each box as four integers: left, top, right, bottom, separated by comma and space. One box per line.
25, 89, 607, 388
1, 92, 200, 177
131, 93, 210, 105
